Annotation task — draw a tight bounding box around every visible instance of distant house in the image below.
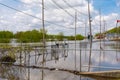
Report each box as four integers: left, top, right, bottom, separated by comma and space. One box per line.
95, 34, 105, 39
106, 33, 120, 40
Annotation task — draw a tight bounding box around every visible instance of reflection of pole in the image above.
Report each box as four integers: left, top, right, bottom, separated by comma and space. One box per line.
79, 43, 82, 80
28, 51, 30, 80
103, 19, 106, 60
87, 0, 92, 72
35, 49, 37, 64
116, 22, 118, 61
20, 42, 22, 65
80, 44, 82, 72
20, 42, 22, 80
74, 10, 77, 70
84, 22, 87, 63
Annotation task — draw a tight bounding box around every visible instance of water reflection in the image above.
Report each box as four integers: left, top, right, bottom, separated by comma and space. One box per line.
0, 41, 120, 80
104, 41, 120, 50
0, 64, 26, 80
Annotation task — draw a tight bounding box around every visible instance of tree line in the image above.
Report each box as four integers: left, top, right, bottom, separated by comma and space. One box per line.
0, 31, 13, 43
0, 29, 84, 43
106, 26, 120, 33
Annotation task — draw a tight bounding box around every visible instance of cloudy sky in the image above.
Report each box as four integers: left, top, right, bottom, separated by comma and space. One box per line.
0, 0, 120, 36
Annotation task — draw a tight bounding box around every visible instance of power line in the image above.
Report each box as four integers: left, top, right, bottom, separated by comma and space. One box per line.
14, 0, 85, 25
0, 3, 41, 20
13, 0, 85, 26
62, 0, 88, 16
51, 0, 85, 22
13, 0, 50, 10
51, 0, 74, 18
0, 2, 72, 29
13, 0, 42, 5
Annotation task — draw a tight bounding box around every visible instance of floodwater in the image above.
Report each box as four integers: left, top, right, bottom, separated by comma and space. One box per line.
0, 40, 120, 80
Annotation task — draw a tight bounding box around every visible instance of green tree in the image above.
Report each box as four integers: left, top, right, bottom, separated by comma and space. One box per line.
0, 31, 13, 43
56, 32, 64, 41
67, 35, 75, 40
76, 34, 84, 40
106, 26, 120, 33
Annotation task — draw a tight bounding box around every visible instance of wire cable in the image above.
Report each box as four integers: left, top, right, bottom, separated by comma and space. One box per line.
62, 0, 88, 16
51, 0, 85, 22
0, 2, 73, 29
51, 0, 74, 18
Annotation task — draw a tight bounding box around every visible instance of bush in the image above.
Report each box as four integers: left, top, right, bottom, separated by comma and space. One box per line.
0, 56, 16, 63
0, 39, 10, 43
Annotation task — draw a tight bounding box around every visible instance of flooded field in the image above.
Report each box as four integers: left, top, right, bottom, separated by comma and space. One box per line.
0, 40, 120, 80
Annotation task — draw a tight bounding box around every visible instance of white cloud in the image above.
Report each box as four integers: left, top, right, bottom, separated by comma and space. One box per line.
0, 0, 119, 35
91, 13, 119, 34
116, 0, 120, 7
21, 0, 40, 4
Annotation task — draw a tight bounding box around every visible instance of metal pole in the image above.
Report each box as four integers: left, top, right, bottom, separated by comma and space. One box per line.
28, 51, 30, 80
99, 9, 102, 71
42, 0, 45, 50
42, 0, 45, 80
87, 0, 92, 72
84, 21, 87, 63
74, 10, 77, 70
103, 19, 106, 60
116, 22, 118, 61
99, 9, 102, 49
79, 44, 82, 72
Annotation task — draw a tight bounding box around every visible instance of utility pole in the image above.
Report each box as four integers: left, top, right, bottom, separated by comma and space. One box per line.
102, 18, 106, 46
99, 9, 102, 71
74, 10, 77, 70
42, 0, 45, 80
116, 20, 119, 61
84, 21, 87, 63
99, 9, 102, 49
103, 18, 106, 34
87, 0, 92, 72
42, 0, 45, 47
103, 19, 106, 36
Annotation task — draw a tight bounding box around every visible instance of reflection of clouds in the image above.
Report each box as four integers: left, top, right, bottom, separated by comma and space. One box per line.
44, 70, 82, 80
91, 51, 117, 64
44, 41, 120, 72
1, 41, 119, 80
29, 69, 79, 80
28, 41, 120, 79
44, 71, 71, 80
0, 64, 25, 80
89, 41, 120, 71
